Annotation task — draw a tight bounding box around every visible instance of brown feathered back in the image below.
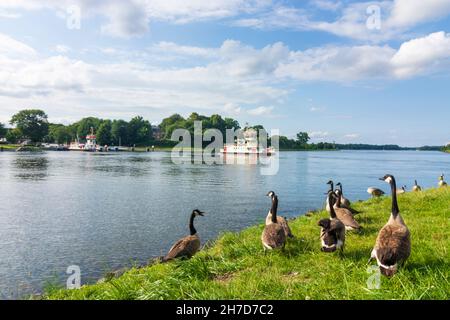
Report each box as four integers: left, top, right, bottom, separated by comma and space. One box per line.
334, 207, 361, 230
163, 234, 201, 262
261, 223, 286, 250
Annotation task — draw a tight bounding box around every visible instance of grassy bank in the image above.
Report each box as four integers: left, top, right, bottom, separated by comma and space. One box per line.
46, 188, 449, 300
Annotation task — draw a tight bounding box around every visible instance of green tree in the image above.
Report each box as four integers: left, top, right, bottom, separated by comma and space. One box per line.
97, 120, 112, 146
127, 116, 153, 146
0, 122, 6, 138
10, 109, 49, 143
296, 132, 310, 146
47, 124, 72, 144
74, 117, 102, 140
111, 120, 129, 146
5, 128, 22, 144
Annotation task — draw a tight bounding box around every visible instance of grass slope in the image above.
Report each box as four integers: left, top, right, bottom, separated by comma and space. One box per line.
46, 188, 449, 300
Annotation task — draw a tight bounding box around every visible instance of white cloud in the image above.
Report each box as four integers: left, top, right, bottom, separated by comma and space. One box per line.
234, 0, 450, 42
309, 131, 329, 140
55, 45, 71, 53
0, 33, 36, 57
247, 106, 274, 116
311, 0, 342, 11
0, 0, 273, 38
2, 31, 450, 122
391, 31, 450, 78
344, 133, 360, 139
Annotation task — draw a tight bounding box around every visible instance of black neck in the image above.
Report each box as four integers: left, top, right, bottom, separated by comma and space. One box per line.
339, 184, 343, 194
328, 182, 334, 193
329, 194, 337, 219
270, 196, 278, 223
335, 191, 342, 207
390, 178, 400, 216
189, 212, 197, 235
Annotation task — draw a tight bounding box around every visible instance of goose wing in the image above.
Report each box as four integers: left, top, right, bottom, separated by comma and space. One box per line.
277, 216, 294, 238
164, 235, 201, 261
375, 224, 411, 266
335, 208, 361, 230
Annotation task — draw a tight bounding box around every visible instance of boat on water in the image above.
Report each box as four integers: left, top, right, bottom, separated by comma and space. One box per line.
220, 128, 276, 155
69, 128, 98, 152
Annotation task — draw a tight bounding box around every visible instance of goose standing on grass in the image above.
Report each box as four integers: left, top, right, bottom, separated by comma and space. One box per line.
325, 180, 334, 212
412, 180, 422, 192
335, 182, 351, 208
266, 191, 294, 238
261, 194, 286, 252
318, 192, 346, 253
369, 174, 411, 277
334, 184, 361, 215
439, 174, 447, 187
163, 209, 205, 262
332, 192, 361, 231
367, 187, 385, 198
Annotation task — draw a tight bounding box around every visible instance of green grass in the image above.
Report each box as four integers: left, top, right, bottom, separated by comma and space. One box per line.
46, 188, 449, 300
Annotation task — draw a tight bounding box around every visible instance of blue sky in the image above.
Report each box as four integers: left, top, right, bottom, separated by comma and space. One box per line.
0, 0, 449, 146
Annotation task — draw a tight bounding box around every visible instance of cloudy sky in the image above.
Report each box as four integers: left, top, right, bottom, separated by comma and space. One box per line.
0, 0, 449, 146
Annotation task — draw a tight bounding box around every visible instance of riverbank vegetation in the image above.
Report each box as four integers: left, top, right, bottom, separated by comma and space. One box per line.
46, 187, 449, 300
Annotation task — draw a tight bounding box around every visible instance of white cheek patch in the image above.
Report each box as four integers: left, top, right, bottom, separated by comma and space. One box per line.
385, 177, 393, 184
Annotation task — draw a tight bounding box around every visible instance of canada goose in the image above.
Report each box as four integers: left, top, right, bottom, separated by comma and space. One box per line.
439, 174, 447, 187
332, 192, 361, 231
367, 187, 385, 198
318, 192, 346, 253
334, 187, 361, 215
412, 180, 421, 192
261, 194, 286, 251
335, 182, 351, 207
325, 180, 334, 212
396, 185, 407, 195
369, 174, 411, 277
163, 209, 205, 262
266, 191, 294, 238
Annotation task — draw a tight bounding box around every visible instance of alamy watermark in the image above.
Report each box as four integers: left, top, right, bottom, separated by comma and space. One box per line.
169, 121, 279, 176
66, 265, 81, 289
366, 5, 381, 30
66, 5, 81, 30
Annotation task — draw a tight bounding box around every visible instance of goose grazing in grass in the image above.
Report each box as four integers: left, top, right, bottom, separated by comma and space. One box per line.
370, 174, 411, 277
396, 185, 407, 195
367, 187, 385, 198
332, 192, 361, 231
325, 180, 334, 212
318, 192, 346, 253
266, 191, 294, 238
163, 209, 205, 262
261, 194, 286, 252
412, 180, 421, 192
439, 174, 447, 188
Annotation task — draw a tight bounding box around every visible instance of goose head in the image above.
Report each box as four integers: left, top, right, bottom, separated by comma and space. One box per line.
318, 218, 331, 229
380, 174, 395, 185
266, 191, 276, 199
192, 209, 205, 217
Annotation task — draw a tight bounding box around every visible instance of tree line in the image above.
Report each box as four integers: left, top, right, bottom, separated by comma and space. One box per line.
0, 109, 334, 150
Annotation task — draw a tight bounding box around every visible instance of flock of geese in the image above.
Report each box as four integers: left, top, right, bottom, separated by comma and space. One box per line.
162, 174, 447, 278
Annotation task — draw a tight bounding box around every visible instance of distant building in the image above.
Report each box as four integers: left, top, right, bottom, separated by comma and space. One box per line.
152, 125, 163, 141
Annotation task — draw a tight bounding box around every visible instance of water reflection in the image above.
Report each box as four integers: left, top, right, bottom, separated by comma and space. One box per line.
12, 155, 49, 181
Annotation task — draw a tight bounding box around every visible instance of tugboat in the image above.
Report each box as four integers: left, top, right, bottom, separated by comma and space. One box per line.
220, 128, 275, 155
69, 127, 98, 152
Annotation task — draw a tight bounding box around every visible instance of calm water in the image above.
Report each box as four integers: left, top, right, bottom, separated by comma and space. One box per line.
0, 150, 448, 298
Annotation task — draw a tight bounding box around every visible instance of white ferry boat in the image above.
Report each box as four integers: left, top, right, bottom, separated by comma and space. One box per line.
220, 128, 275, 155
69, 128, 98, 152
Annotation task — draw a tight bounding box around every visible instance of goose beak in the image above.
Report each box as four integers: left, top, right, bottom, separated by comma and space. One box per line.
198, 211, 205, 216
379, 177, 385, 181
